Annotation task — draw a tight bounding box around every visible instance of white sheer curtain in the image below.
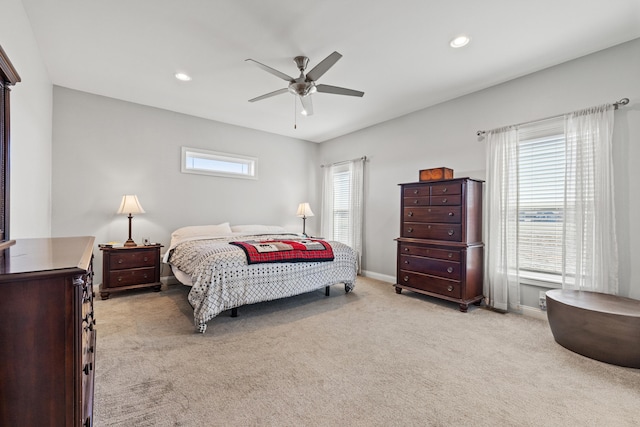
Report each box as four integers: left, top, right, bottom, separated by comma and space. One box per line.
321, 158, 364, 273
485, 104, 618, 311
485, 126, 521, 311
563, 104, 618, 294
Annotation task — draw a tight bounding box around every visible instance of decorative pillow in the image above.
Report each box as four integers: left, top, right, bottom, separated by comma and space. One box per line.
230, 224, 288, 234
171, 223, 233, 241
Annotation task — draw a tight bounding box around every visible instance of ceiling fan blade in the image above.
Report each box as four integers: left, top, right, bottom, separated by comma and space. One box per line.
316, 84, 364, 97
300, 96, 314, 116
248, 88, 289, 102
245, 59, 294, 82
305, 51, 342, 82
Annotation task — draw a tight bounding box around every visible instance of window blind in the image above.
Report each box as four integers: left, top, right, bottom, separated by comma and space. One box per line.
332, 169, 351, 245
517, 118, 565, 275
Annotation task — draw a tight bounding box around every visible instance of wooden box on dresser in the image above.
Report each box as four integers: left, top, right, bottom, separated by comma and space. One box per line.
0, 237, 96, 427
396, 178, 484, 311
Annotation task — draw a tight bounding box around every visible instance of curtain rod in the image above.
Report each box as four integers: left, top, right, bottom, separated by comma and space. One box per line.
321, 155, 367, 168
476, 98, 629, 137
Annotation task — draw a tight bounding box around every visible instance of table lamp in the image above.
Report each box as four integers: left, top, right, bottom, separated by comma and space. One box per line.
117, 195, 145, 247
296, 202, 314, 237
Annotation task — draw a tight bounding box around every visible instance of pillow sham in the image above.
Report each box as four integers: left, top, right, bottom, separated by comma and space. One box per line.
171, 223, 233, 241
230, 224, 288, 234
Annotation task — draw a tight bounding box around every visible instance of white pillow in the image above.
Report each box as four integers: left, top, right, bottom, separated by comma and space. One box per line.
171, 223, 233, 241
230, 224, 288, 234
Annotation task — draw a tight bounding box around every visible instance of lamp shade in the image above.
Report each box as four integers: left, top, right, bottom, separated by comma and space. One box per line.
296, 202, 314, 218
117, 195, 145, 215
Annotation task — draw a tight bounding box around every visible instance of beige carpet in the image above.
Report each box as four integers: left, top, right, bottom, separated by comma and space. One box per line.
93, 277, 640, 426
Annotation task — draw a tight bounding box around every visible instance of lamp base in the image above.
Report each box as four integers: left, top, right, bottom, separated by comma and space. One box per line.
123, 239, 137, 247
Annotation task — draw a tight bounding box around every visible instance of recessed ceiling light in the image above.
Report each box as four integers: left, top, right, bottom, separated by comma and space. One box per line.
450, 35, 471, 48
174, 72, 192, 82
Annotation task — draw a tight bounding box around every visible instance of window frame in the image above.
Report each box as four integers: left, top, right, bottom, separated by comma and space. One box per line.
516, 117, 566, 284
331, 164, 352, 245
181, 146, 258, 180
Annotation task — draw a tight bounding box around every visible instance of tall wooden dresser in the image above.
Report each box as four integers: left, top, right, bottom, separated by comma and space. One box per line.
395, 178, 484, 311
0, 237, 96, 427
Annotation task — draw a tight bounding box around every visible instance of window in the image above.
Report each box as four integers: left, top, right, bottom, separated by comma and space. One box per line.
332, 165, 351, 245
321, 157, 364, 273
181, 147, 257, 179
517, 118, 565, 278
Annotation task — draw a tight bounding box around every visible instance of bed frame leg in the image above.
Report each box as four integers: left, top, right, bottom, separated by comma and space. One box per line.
231, 307, 238, 317
325, 286, 330, 296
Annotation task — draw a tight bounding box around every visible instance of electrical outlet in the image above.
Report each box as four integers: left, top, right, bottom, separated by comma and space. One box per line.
539, 291, 547, 311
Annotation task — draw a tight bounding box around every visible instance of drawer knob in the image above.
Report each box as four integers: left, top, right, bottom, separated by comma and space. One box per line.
428, 225, 431, 229
448, 230, 454, 236
448, 212, 454, 216
413, 199, 419, 204
442, 198, 448, 204
117, 277, 122, 282
404, 260, 409, 264
144, 257, 148, 262
407, 211, 413, 217
403, 276, 409, 282
448, 253, 453, 258
413, 189, 419, 194
447, 285, 454, 292
442, 188, 448, 193
143, 274, 148, 279
407, 228, 413, 233
447, 267, 454, 273
404, 247, 409, 252
118, 259, 123, 264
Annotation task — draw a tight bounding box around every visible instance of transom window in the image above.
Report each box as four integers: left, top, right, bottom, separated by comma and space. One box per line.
181, 147, 257, 179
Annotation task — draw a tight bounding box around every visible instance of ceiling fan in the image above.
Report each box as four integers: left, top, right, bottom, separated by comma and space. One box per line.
245, 51, 364, 116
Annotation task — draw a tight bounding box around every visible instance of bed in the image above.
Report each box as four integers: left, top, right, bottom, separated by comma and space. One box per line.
163, 223, 358, 333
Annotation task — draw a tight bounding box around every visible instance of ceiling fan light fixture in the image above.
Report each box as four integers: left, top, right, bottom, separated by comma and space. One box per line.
450, 35, 471, 48
174, 72, 192, 81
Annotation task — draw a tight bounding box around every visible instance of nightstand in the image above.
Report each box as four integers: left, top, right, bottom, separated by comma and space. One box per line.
99, 244, 162, 299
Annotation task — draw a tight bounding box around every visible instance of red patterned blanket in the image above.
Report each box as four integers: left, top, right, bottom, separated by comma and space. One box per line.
229, 239, 335, 264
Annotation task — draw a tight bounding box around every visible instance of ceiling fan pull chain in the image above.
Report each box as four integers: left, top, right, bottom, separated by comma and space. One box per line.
293, 96, 297, 129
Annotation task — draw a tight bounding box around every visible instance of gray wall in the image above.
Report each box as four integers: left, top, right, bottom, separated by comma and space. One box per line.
1, 0, 53, 238
52, 87, 319, 283
318, 38, 640, 306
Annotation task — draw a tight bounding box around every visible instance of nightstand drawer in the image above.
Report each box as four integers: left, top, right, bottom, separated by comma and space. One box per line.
110, 250, 156, 270
110, 267, 156, 287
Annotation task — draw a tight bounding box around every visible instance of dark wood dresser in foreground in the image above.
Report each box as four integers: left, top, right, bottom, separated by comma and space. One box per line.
395, 178, 484, 311
0, 236, 96, 427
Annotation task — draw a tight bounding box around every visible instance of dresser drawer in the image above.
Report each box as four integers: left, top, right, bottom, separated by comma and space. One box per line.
404, 206, 462, 223
399, 244, 461, 261
430, 182, 462, 196
400, 255, 461, 280
109, 250, 157, 270
403, 196, 430, 206
398, 270, 462, 299
403, 223, 462, 241
109, 267, 156, 287
403, 186, 430, 198
430, 194, 462, 206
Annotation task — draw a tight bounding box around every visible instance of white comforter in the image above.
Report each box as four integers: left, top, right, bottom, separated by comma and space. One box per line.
165, 233, 357, 333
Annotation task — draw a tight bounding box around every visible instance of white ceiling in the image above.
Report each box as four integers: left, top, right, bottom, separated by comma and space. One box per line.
21, 0, 640, 143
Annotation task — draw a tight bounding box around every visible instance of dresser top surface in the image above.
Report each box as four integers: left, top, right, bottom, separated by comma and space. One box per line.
398, 177, 484, 186
0, 236, 95, 277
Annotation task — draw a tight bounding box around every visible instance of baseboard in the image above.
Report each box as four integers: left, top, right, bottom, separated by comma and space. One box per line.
361, 270, 395, 284
521, 304, 548, 321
